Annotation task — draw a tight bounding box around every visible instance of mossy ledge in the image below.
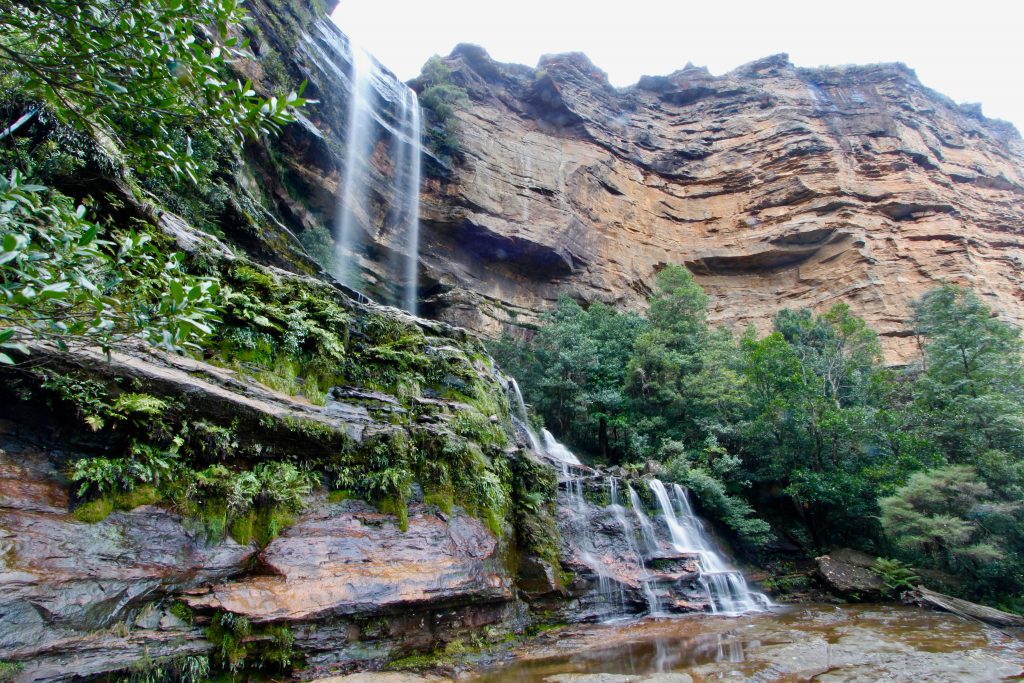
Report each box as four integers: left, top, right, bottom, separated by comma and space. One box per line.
0, 225, 565, 678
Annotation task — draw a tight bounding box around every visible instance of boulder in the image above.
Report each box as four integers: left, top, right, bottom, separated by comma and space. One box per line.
816, 548, 885, 599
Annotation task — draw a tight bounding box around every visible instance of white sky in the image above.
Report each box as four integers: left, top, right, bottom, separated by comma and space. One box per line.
331, 0, 1024, 132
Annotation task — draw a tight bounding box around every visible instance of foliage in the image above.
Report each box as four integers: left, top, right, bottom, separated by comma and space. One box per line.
871, 557, 920, 597
205, 611, 295, 674
0, 661, 22, 683
70, 440, 182, 497
417, 56, 469, 158
0, 172, 221, 360
496, 269, 1024, 609
298, 223, 334, 269
912, 285, 1024, 460
0, 0, 309, 181
880, 465, 1016, 571
662, 440, 773, 546
115, 655, 209, 683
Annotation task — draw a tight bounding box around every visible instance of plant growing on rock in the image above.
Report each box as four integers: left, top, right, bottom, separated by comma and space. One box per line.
0, 172, 222, 360
872, 557, 920, 597
417, 56, 469, 159
0, 0, 310, 181
70, 439, 183, 498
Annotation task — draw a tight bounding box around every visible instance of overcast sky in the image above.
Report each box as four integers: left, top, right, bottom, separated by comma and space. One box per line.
331, 0, 1024, 132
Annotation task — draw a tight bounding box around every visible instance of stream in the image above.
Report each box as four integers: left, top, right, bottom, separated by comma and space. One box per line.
472, 604, 1024, 682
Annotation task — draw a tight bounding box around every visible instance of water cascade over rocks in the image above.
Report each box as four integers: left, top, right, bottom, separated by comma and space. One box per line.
331, 36, 422, 312
506, 380, 768, 620
650, 480, 771, 615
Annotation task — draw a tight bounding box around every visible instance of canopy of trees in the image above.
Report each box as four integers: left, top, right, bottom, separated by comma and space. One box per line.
492, 268, 1024, 612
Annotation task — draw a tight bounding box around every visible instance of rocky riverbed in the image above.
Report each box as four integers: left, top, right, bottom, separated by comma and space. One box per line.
457, 604, 1022, 682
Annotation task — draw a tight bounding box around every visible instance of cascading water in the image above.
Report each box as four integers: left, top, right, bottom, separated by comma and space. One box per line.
508, 378, 542, 454
609, 477, 659, 615
628, 484, 660, 555
502, 379, 767, 619
334, 43, 375, 291
331, 35, 422, 313
650, 479, 770, 615
542, 429, 582, 466
397, 88, 421, 315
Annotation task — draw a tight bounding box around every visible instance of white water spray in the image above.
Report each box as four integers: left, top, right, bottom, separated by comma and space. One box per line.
331, 37, 422, 312
398, 88, 421, 315
649, 479, 770, 615
334, 43, 375, 291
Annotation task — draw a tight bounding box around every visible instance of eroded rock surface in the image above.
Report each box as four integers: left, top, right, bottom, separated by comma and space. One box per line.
0, 440, 244, 678
185, 500, 512, 622
412, 49, 1024, 362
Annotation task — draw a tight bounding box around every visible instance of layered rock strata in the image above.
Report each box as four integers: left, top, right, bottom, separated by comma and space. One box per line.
414, 48, 1024, 362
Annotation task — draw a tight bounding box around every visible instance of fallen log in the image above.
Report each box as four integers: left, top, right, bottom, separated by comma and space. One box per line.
905, 586, 1024, 628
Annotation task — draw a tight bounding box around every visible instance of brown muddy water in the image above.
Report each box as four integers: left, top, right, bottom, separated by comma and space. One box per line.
471, 604, 1024, 682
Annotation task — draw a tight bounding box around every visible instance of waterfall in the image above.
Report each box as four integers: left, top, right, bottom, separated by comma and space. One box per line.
334, 43, 375, 291
331, 35, 422, 313
609, 478, 659, 615
501, 379, 767, 619
649, 479, 770, 615
397, 88, 421, 315
542, 429, 582, 466
628, 484, 660, 555
508, 378, 542, 453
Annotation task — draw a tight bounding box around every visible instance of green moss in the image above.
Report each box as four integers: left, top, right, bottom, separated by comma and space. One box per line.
327, 489, 355, 503
253, 506, 294, 547
378, 495, 409, 532
73, 497, 114, 523
423, 489, 454, 515
228, 510, 255, 546
169, 600, 195, 626
112, 485, 162, 510
510, 452, 564, 576
0, 661, 24, 683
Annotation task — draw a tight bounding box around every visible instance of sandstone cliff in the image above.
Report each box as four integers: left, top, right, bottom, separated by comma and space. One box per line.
412, 48, 1024, 362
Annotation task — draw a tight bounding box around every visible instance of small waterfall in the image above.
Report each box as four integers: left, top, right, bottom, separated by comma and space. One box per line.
628, 484, 660, 555
507, 378, 542, 453
649, 479, 770, 615
609, 478, 659, 615
542, 429, 582, 466
501, 379, 767, 619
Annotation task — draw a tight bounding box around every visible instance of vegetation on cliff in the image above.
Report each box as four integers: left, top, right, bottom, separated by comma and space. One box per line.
0, 1, 563, 678
492, 268, 1024, 612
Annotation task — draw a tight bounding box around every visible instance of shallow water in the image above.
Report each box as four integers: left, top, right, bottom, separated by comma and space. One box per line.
473, 604, 1024, 682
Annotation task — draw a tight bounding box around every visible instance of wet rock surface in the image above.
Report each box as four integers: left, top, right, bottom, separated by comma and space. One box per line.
0, 438, 240, 678
185, 500, 513, 622
472, 604, 1024, 682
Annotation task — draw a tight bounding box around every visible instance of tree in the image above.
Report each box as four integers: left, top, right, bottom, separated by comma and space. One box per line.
0, 0, 308, 181
625, 265, 710, 451
0, 170, 221, 361
880, 464, 1010, 572
495, 297, 647, 463
912, 285, 1024, 459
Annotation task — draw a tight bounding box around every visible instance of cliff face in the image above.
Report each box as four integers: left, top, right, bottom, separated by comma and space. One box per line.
415, 47, 1024, 362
